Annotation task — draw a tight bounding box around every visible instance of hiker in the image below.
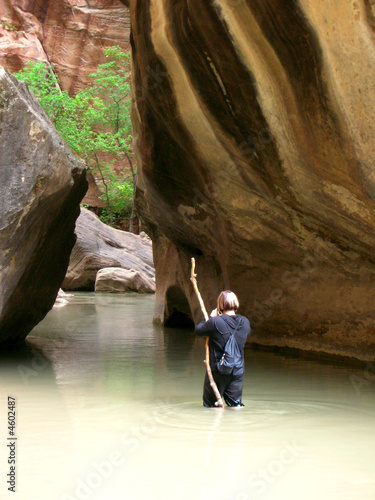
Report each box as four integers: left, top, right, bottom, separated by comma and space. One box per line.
195, 290, 251, 407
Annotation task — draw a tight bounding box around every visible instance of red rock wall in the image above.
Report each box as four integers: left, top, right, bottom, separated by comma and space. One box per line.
0, 0, 130, 94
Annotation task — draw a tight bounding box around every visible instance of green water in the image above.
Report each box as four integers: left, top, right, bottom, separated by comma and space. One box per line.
0, 293, 374, 499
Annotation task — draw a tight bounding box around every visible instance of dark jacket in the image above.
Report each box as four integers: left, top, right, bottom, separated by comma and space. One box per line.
195, 314, 251, 374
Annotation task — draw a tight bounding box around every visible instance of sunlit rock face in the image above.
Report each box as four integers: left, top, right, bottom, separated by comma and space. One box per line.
0, 0, 130, 95
95, 267, 155, 293
63, 208, 154, 291
130, 0, 375, 360
0, 68, 87, 344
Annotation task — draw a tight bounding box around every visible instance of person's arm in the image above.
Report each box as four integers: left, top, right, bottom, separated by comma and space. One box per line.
245, 317, 251, 338
194, 316, 216, 337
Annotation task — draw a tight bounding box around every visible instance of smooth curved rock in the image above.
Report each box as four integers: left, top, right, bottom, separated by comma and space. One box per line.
63, 208, 154, 290
0, 67, 87, 344
95, 267, 155, 293
130, 0, 375, 360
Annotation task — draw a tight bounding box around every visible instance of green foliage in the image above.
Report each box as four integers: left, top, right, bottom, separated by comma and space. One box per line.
99, 177, 134, 227
0, 20, 17, 31
14, 47, 135, 229
15, 61, 69, 124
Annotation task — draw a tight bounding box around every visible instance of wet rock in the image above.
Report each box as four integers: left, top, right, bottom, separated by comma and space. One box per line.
63, 208, 154, 290
131, 0, 375, 360
0, 67, 87, 344
95, 267, 155, 293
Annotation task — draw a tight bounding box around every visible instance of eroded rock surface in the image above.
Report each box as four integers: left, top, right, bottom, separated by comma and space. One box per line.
0, 0, 130, 94
130, 0, 375, 360
0, 67, 87, 343
95, 267, 155, 293
63, 208, 154, 290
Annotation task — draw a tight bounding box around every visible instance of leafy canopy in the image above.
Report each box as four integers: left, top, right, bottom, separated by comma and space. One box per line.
14, 47, 134, 228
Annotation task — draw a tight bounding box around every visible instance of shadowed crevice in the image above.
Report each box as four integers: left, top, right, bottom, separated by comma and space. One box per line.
164, 286, 195, 329
364, 0, 375, 33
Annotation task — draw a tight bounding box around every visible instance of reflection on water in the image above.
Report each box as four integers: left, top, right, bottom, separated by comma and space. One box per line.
0, 293, 375, 500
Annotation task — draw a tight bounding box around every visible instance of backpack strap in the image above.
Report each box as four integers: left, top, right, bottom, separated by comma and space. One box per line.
230, 318, 242, 337
215, 316, 242, 336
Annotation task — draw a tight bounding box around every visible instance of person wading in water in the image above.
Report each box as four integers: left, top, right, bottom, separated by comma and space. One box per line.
195, 290, 251, 407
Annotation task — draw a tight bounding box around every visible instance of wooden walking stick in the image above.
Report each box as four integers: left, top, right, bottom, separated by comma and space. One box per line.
190, 258, 224, 408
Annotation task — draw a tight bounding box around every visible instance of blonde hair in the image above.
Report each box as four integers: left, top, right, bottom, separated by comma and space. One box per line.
217, 290, 239, 314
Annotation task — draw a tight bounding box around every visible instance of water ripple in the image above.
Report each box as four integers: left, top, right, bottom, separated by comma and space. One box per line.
147, 399, 360, 434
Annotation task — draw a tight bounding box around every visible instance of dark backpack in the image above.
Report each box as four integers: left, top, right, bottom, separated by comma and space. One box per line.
216, 319, 243, 375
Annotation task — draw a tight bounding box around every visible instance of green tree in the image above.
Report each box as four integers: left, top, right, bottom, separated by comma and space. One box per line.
14, 47, 135, 230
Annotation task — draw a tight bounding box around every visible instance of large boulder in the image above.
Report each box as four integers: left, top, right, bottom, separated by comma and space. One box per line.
130, 0, 375, 360
63, 208, 154, 290
0, 67, 87, 344
95, 267, 155, 293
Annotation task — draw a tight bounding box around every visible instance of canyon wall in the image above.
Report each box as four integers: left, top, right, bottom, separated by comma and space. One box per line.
0, 1, 131, 211
130, 0, 375, 360
0, 0, 130, 95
